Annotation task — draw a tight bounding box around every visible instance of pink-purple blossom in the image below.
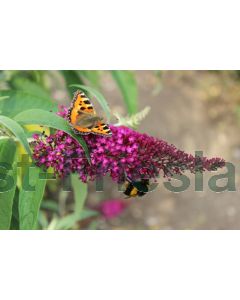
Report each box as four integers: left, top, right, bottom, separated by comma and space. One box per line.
97, 199, 128, 219
32, 106, 225, 183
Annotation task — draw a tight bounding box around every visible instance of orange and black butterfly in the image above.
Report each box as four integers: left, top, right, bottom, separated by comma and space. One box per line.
67, 90, 112, 136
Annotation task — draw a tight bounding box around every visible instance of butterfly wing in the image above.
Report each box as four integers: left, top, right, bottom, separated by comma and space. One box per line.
68, 90, 112, 136
68, 90, 96, 135
72, 125, 92, 135
91, 121, 112, 136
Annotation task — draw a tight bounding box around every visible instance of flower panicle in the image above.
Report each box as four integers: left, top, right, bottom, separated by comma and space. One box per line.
32, 106, 225, 183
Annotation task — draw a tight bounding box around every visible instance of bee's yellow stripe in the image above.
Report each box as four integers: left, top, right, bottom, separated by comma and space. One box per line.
130, 187, 138, 197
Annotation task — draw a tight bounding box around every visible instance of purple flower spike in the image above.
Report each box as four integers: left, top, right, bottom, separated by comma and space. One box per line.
32, 106, 225, 183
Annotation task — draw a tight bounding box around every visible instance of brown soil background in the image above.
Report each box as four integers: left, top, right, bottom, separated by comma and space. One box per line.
87, 71, 240, 229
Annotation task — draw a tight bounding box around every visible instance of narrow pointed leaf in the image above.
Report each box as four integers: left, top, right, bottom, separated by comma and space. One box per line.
0, 138, 17, 229
0, 115, 32, 157
71, 173, 88, 215
19, 166, 46, 230
111, 70, 138, 114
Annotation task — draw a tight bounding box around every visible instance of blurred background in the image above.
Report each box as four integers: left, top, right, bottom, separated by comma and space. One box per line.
95, 71, 240, 229
1, 70, 240, 229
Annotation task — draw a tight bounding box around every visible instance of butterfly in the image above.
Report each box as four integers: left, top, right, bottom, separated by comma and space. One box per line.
67, 90, 112, 136
123, 177, 150, 198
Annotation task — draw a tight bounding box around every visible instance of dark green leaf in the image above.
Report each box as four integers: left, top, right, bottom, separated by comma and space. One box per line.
70, 84, 111, 122
0, 138, 17, 229
10, 188, 19, 230
111, 70, 138, 114
14, 109, 90, 163
0, 115, 32, 157
19, 166, 46, 229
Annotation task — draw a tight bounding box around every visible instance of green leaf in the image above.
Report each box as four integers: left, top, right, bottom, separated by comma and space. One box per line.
14, 109, 90, 163
0, 115, 32, 157
19, 166, 46, 229
0, 96, 9, 101
78, 71, 101, 88
41, 200, 59, 213
53, 209, 97, 230
38, 210, 49, 229
50, 176, 89, 230
12, 78, 52, 102
10, 188, 20, 230
61, 71, 84, 97
70, 84, 111, 122
71, 173, 88, 215
80, 208, 99, 219
111, 70, 138, 114
53, 214, 79, 230
0, 138, 17, 229
0, 90, 57, 118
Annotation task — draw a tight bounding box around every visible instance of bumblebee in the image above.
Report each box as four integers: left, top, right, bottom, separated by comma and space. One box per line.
123, 177, 150, 198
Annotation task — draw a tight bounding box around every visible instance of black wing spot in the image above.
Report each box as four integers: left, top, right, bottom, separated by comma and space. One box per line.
80, 107, 86, 110
84, 100, 91, 104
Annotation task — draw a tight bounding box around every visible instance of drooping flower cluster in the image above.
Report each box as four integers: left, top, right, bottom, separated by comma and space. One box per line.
32, 106, 225, 184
